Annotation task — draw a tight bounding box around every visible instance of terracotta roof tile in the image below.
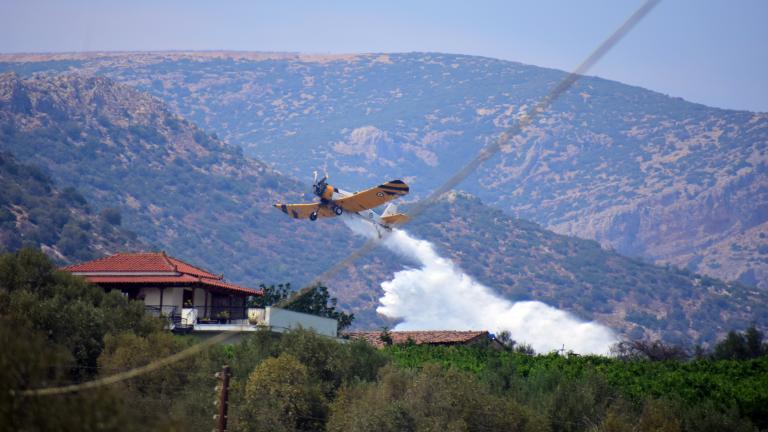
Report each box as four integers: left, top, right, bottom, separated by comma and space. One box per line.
64, 252, 178, 273
80, 274, 262, 296
166, 256, 220, 279
199, 277, 263, 296
63, 252, 261, 296
84, 275, 200, 284
344, 330, 489, 348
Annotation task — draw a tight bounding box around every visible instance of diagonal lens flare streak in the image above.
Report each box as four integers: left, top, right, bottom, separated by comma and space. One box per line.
280, 0, 661, 308
19, 0, 661, 396
14, 331, 236, 397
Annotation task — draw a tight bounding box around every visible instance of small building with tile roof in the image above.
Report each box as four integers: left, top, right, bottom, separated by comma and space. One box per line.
343, 330, 501, 349
64, 251, 262, 326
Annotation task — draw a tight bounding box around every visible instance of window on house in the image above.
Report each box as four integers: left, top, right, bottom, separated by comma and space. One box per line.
183, 289, 194, 308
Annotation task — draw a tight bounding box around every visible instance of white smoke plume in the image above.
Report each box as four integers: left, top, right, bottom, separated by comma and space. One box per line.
343, 216, 617, 355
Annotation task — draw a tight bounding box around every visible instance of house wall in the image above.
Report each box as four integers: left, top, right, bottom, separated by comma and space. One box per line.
139, 287, 185, 309
141, 287, 162, 306
164, 288, 184, 309
193, 288, 207, 306
265, 307, 338, 337
193, 288, 209, 317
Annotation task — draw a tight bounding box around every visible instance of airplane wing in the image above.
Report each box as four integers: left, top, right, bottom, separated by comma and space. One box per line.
274, 203, 335, 219
336, 180, 409, 212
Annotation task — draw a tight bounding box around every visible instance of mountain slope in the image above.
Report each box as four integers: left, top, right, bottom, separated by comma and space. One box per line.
0, 72, 764, 345
406, 192, 767, 344
0, 72, 362, 285
3, 51, 762, 289
0, 151, 143, 262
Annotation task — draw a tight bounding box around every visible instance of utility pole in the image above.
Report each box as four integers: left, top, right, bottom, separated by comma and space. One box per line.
214, 364, 231, 432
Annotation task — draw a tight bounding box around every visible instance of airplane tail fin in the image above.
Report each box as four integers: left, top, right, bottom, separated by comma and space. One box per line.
381, 204, 408, 225
382, 203, 398, 217
380, 212, 409, 226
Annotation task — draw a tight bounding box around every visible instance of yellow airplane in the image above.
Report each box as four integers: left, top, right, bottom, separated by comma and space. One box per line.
274, 172, 410, 233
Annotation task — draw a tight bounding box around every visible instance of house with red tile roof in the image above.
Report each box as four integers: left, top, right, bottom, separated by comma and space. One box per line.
64, 252, 262, 327
344, 330, 501, 349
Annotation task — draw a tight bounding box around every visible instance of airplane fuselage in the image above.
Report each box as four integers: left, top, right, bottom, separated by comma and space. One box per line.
325, 187, 392, 235
276, 175, 409, 230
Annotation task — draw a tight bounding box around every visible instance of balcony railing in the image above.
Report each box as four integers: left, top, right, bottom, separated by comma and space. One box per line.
144, 305, 182, 328
144, 304, 249, 327
139, 305, 337, 337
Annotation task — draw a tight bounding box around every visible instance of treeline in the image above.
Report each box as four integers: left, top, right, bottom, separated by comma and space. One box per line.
386, 342, 767, 431
1, 249, 767, 431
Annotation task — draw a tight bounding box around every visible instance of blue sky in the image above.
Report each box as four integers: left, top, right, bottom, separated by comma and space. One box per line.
1, 0, 766, 112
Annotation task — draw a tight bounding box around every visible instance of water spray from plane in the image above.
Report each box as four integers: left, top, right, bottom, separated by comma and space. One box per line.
343, 216, 617, 355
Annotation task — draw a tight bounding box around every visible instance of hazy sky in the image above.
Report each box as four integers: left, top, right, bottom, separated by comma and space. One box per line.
1, 0, 766, 112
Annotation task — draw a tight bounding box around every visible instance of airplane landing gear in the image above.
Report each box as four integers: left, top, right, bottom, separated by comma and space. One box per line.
310, 212, 318, 221
333, 206, 343, 216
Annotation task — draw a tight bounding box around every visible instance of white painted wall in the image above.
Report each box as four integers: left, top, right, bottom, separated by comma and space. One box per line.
164, 288, 184, 309
138, 287, 184, 309
193, 288, 207, 307
140, 287, 162, 306
193, 288, 208, 316
265, 307, 338, 337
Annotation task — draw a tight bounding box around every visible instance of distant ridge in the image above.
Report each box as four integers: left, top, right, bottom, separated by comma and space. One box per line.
0, 68, 765, 345
7, 51, 757, 290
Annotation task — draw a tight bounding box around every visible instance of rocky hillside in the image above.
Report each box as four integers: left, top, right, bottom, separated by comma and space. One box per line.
0, 151, 143, 262
0, 71, 360, 285
406, 192, 767, 345
0, 72, 764, 345
3, 51, 762, 289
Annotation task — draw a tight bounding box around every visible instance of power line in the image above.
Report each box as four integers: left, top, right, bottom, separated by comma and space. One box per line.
16, 0, 661, 397
14, 331, 235, 397
279, 0, 661, 308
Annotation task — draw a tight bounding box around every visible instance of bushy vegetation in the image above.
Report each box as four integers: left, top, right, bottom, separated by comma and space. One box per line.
2, 249, 766, 431
0, 152, 138, 262
327, 363, 547, 432
0, 248, 160, 430
384, 341, 768, 431
0, 74, 359, 293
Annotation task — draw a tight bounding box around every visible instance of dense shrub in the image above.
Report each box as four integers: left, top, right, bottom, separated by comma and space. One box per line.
0, 249, 164, 431
240, 353, 327, 432
385, 344, 767, 431
1, 250, 765, 431
327, 363, 548, 432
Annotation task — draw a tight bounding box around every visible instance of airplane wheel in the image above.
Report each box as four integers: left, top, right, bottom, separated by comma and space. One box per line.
333, 206, 343, 216
310, 212, 318, 221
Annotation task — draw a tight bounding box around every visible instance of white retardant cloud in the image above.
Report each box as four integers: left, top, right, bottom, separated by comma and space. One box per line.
343, 216, 617, 354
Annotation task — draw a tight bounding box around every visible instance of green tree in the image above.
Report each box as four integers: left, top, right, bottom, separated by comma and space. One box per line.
226, 328, 387, 430
0, 322, 133, 431
328, 363, 547, 432
239, 353, 327, 432
0, 249, 170, 431
97, 331, 226, 431
713, 325, 767, 360
379, 326, 393, 346
250, 282, 294, 308
250, 282, 355, 331
0, 248, 159, 374
278, 329, 387, 397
